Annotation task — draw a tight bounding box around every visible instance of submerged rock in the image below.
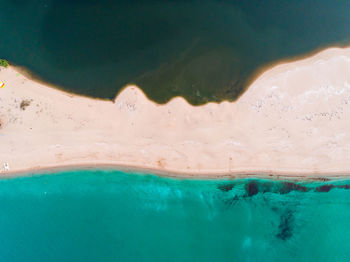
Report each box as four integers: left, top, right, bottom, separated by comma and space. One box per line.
276, 210, 294, 241
217, 183, 235, 192
246, 181, 259, 197
315, 184, 335, 192
338, 185, 350, 190
279, 182, 309, 194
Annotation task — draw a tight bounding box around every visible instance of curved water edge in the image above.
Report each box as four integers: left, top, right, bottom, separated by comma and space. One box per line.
6, 43, 350, 106
1, 169, 350, 261
2, 0, 350, 105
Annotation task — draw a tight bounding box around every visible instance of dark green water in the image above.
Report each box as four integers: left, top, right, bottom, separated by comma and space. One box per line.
1, 0, 350, 104
1, 170, 350, 261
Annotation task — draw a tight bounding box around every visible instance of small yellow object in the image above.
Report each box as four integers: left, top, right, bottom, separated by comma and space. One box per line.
0, 81, 4, 88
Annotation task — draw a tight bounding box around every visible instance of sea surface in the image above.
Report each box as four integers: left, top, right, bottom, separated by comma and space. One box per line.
0, 170, 350, 261
1, 0, 350, 104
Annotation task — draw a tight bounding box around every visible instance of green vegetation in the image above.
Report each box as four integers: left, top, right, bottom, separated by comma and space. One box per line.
0, 59, 9, 68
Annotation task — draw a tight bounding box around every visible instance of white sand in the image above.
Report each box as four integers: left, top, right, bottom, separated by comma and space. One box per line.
1, 47, 350, 179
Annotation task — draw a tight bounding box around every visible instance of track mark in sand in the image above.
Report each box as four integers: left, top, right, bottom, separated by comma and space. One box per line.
157, 158, 166, 168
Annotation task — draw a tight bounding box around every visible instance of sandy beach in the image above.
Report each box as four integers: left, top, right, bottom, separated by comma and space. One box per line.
2, 47, 350, 179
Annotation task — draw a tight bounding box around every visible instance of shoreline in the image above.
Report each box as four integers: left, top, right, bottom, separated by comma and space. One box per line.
3, 46, 350, 180
11, 44, 350, 106
11, 162, 350, 182
4, 163, 350, 181
236, 43, 350, 103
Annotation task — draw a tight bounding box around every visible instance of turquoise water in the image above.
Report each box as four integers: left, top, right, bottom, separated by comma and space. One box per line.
0, 170, 349, 261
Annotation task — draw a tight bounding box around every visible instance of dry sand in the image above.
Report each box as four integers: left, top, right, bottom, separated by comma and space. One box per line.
1, 47, 350, 179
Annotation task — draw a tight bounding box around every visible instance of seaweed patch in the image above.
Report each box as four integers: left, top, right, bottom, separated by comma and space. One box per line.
315, 184, 350, 192
279, 182, 309, 194
276, 210, 294, 241
338, 185, 350, 190
315, 184, 335, 192
217, 183, 235, 192
246, 181, 259, 197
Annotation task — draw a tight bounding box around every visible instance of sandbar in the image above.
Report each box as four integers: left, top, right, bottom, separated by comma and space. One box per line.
1, 47, 350, 180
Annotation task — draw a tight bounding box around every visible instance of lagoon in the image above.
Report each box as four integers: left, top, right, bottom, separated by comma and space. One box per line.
1, 0, 350, 104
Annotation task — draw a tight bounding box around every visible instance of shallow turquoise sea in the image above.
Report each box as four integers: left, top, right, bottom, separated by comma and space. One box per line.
0, 170, 350, 261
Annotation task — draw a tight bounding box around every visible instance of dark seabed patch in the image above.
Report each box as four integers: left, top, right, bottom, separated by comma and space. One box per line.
245, 181, 259, 197
315, 184, 350, 192
338, 184, 350, 189
279, 182, 310, 194
217, 182, 235, 192
315, 184, 335, 192
276, 209, 295, 241
243, 180, 312, 197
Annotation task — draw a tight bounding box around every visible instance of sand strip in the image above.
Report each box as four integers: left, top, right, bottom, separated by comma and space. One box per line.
2, 47, 350, 179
